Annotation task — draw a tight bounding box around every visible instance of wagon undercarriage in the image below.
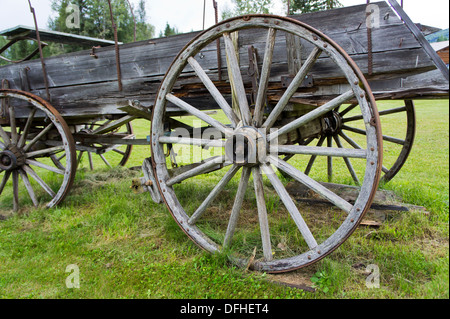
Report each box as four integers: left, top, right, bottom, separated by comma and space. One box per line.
0, 1, 448, 273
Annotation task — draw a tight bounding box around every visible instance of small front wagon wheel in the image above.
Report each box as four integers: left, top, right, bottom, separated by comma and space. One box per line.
0, 90, 76, 211
151, 15, 383, 273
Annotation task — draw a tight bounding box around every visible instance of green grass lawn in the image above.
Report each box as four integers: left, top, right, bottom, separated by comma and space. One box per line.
0, 99, 448, 299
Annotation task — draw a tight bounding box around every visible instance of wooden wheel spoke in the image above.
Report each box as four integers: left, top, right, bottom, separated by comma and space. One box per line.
333, 135, 360, 185
166, 93, 233, 136
305, 136, 326, 176
8, 104, 18, 145
252, 166, 273, 261
268, 90, 355, 142
223, 32, 251, 126
268, 155, 353, 214
159, 136, 225, 148
188, 57, 239, 127
343, 106, 407, 123
338, 131, 362, 150
0, 171, 11, 196
99, 154, 112, 168
23, 123, 55, 152
382, 135, 405, 145
12, 170, 19, 211
261, 163, 317, 250
378, 106, 408, 117
25, 145, 65, 158
339, 103, 358, 117
263, 47, 323, 129
18, 169, 38, 207
327, 136, 333, 182
50, 154, 66, 171
166, 156, 227, 187
57, 152, 67, 161
342, 125, 405, 145
88, 152, 94, 170
18, 108, 37, 148
0, 125, 11, 145
188, 165, 240, 225
223, 166, 251, 248
112, 148, 126, 156
254, 28, 277, 127
22, 165, 56, 197
25, 159, 65, 175
76, 151, 84, 165
274, 144, 367, 158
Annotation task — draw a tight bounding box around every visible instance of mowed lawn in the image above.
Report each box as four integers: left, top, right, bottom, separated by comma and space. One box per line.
0, 99, 448, 299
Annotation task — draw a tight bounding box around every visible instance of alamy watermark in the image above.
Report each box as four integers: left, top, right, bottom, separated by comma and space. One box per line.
365, 264, 380, 289
65, 4, 80, 29
366, 4, 381, 29
65, 264, 80, 289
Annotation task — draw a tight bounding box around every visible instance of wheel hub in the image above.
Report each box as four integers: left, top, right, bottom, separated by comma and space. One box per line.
0, 145, 25, 171
323, 111, 343, 136
225, 127, 267, 166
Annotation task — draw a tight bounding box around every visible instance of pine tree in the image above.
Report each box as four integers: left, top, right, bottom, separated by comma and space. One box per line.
286, 0, 342, 14
159, 23, 179, 38
222, 0, 273, 20
48, 0, 155, 51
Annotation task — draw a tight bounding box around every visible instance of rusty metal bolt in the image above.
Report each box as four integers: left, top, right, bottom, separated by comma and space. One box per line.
145, 180, 153, 187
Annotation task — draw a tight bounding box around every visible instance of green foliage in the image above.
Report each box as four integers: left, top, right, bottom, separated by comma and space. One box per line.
47, 0, 154, 54
0, 36, 40, 66
285, 0, 342, 14
311, 270, 331, 293
222, 0, 273, 20
158, 22, 180, 38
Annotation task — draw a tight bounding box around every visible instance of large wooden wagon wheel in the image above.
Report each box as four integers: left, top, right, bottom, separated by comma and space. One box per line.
151, 15, 383, 273
0, 89, 76, 211
75, 120, 134, 170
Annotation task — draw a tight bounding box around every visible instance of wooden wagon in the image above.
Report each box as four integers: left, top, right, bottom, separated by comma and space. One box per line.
0, 0, 448, 272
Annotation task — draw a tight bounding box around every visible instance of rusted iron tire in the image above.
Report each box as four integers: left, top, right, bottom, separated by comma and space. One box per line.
0, 89, 76, 211
151, 15, 383, 273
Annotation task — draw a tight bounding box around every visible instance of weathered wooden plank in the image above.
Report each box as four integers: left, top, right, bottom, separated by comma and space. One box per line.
9, 21, 424, 94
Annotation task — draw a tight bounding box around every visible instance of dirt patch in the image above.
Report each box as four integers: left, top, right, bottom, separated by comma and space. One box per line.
267, 268, 318, 292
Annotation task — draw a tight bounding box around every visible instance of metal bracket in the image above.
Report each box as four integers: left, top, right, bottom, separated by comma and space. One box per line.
281, 74, 314, 88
